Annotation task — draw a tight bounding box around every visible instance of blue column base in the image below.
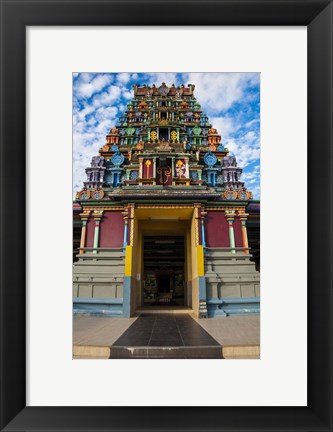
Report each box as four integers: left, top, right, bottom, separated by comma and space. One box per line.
207, 297, 260, 317
73, 297, 124, 317
123, 276, 132, 318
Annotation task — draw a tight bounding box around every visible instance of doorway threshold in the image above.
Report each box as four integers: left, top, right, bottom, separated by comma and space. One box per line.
136, 307, 193, 314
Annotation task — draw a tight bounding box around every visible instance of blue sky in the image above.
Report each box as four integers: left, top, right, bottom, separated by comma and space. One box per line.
73, 72, 260, 198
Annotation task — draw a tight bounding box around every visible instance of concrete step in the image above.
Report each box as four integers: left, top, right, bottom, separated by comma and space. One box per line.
110, 313, 222, 359
136, 307, 194, 314
110, 345, 222, 359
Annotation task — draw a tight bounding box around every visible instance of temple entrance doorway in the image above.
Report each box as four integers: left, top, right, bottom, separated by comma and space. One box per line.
143, 236, 185, 306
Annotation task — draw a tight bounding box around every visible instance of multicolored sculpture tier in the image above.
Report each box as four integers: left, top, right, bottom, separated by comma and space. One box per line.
76, 83, 253, 202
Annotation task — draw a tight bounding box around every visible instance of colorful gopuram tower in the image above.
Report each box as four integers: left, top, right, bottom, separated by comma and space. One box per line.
73, 83, 260, 318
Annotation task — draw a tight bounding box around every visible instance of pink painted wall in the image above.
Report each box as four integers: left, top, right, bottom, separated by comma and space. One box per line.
205, 211, 229, 247
99, 211, 124, 248
233, 217, 243, 247
85, 217, 95, 248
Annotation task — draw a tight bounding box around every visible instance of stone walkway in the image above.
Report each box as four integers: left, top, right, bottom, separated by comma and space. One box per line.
73, 316, 137, 358
73, 313, 260, 359
192, 314, 260, 358
111, 313, 221, 358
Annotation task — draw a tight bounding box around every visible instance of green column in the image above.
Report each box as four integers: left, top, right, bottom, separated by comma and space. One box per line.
93, 211, 103, 254
226, 212, 236, 254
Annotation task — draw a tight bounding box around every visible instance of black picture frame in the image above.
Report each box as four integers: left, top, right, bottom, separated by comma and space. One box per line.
0, 1, 332, 431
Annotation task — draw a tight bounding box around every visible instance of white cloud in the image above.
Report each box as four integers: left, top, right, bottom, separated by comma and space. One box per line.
242, 165, 260, 181
95, 106, 118, 123
72, 86, 120, 197
209, 116, 235, 138
75, 104, 95, 122
122, 88, 134, 100
73, 129, 105, 195
95, 120, 114, 134
117, 73, 131, 83
72, 72, 260, 198
76, 73, 94, 84
187, 72, 259, 114
92, 84, 122, 107
249, 183, 260, 199
144, 73, 183, 87
245, 118, 260, 128
242, 165, 260, 199
225, 129, 260, 169
75, 74, 113, 98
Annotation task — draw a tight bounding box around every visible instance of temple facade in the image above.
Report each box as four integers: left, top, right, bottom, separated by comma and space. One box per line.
73, 83, 260, 318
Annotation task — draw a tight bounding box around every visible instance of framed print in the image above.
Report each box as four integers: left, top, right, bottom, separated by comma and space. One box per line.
29, 29, 305, 406
0, 0, 332, 431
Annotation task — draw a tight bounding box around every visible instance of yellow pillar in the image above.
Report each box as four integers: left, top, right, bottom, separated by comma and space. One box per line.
197, 245, 205, 276
124, 245, 133, 276
239, 212, 250, 254
79, 212, 90, 254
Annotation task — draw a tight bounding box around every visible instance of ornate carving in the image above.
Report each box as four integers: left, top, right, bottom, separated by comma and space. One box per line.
91, 189, 104, 200
204, 151, 217, 167
222, 155, 237, 167
158, 83, 169, 96
192, 126, 201, 136
223, 189, 238, 200
91, 156, 104, 167
156, 140, 173, 152
130, 170, 139, 180
170, 130, 178, 142
146, 87, 153, 98
157, 164, 172, 184
175, 87, 183, 98
111, 151, 125, 167
79, 190, 90, 200
126, 127, 135, 136
176, 160, 186, 178
150, 130, 157, 141
75, 82, 255, 201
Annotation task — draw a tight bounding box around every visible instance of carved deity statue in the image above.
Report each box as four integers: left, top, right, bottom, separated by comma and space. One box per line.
146, 87, 153, 98
222, 155, 237, 167
175, 87, 183, 98
91, 156, 104, 167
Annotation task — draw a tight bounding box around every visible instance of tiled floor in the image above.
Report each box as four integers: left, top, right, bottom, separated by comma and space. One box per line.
192, 314, 260, 346
73, 316, 137, 346
110, 313, 222, 358
73, 313, 260, 359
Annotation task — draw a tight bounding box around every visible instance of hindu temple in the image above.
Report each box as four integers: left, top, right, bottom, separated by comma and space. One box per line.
73, 83, 260, 318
